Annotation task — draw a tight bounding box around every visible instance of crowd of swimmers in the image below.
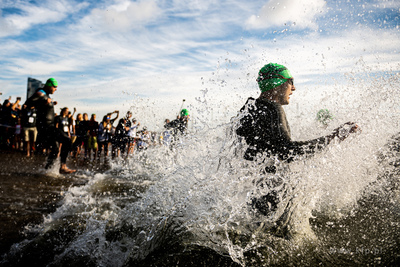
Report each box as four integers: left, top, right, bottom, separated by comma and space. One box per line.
0, 94, 190, 161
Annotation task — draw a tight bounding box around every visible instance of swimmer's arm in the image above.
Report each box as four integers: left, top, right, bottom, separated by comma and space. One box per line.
272, 110, 327, 160
282, 122, 361, 160
328, 122, 360, 142
25, 91, 50, 108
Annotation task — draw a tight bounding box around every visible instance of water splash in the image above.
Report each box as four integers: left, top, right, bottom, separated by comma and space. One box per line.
2, 71, 400, 266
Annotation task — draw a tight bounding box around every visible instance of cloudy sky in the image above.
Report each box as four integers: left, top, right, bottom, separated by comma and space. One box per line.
0, 0, 399, 129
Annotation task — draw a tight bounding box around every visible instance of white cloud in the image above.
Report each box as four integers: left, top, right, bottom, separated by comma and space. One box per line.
0, 0, 86, 37
239, 27, 400, 84
369, 0, 400, 9
1, 0, 399, 129
7, 58, 79, 75
87, 0, 162, 32
246, 0, 327, 30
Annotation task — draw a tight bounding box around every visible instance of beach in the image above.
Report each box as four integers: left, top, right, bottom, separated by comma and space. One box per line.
0, 131, 399, 265
0, 151, 102, 255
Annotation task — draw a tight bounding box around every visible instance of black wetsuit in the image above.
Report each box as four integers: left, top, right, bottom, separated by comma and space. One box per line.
236, 97, 333, 216
167, 118, 188, 136
24, 89, 67, 168
236, 97, 331, 166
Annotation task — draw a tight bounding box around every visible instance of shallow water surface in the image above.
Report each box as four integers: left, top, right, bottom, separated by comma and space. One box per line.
1, 73, 400, 266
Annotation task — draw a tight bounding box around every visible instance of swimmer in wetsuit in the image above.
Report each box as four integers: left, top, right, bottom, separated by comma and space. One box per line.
235, 63, 360, 216
24, 78, 76, 174
167, 109, 190, 136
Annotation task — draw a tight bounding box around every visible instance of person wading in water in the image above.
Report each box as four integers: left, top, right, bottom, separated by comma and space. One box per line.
24, 78, 76, 174
235, 63, 360, 218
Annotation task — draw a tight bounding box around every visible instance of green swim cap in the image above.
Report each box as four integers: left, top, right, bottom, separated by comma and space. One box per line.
257, 63, 292, 92
316, 109, 334, 125
45, 78, 58, 87
180, 109, 189, 117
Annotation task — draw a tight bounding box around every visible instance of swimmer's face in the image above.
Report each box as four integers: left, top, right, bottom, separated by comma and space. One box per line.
50, 86, 57, 94
276, 79, 295, 105
45, 85, 57, 95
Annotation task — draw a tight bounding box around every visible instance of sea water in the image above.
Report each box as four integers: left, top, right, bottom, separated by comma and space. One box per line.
1, 72, 400, 266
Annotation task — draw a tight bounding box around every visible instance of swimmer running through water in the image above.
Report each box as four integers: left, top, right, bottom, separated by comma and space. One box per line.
235, 63, 360, 215
24, 78, 76, 174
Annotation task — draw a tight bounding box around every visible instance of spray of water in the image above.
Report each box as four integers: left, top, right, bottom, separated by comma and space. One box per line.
2, 68, 400, 266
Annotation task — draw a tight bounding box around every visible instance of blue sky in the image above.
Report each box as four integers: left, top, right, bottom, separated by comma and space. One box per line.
0, 0, 399, 129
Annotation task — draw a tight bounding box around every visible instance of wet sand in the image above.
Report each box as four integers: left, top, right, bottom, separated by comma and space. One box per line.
0, 150, 108, 255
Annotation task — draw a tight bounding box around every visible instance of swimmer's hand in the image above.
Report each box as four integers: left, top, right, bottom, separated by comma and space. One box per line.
332, 122, 361, 141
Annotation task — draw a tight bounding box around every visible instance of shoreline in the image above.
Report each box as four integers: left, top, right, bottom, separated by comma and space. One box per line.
0, 150, 108, 255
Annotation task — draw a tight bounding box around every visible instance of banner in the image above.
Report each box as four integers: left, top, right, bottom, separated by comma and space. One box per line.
27, 77, 43, 99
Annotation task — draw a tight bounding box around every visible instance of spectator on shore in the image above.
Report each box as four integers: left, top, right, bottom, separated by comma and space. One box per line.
98, 115, 111, 159
21, 105, 37, 157
1, 89, 195, 165
1, 97, 12, 148
81, 113, 90, 159
107, 110, 119, 126
11, 97, 22, 127
72, 113, 84, 158
106, 110, 119, 154
127, 118, 140, 154
68, 108, 76, 144
88, 114, 99, 160
112, 118, 129, 159
12, 98, 23, 150
13, 117, 22, 150
1, 97, 11, 123
125, 111, 132, 126
122, 111, 133, 156
55, 107, 74, 171
137, 127, 150, 150
161, 119, 173, 146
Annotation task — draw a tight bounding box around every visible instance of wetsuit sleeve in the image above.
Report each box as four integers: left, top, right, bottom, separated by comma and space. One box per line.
24, 91, 47, 108
276, 119, 330, 162
236, 99, 280, 160
25, 91, 56, 128
261, 104, 331, 162
236, 99, 332, 162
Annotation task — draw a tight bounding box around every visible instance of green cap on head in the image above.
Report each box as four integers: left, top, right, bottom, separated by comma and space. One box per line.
257, 63, 292, 92
45, 78, 58, 87
316, 109, 334, 125
180, 109, 189, 117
